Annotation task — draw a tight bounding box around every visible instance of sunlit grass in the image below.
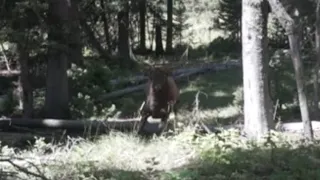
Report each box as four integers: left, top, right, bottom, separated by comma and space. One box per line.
2, 129, 320, 179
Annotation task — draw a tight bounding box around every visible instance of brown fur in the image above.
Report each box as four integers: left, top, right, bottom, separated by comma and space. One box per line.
138, 66, 180, 136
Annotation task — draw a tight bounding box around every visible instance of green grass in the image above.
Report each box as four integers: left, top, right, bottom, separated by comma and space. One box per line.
2, 130, 320, 180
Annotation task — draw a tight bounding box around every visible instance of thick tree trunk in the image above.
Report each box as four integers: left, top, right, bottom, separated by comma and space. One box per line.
44, 0, 70, 119
17, 43, 33, 118
242, 0, 274, 139
288, 32, 313, 139
268, 0, 314, 140
262, 0, 274, 126
166, 0, 173, 53
139, 0, 146, 52
313, 2, 320, 117
68, 0, 83, 67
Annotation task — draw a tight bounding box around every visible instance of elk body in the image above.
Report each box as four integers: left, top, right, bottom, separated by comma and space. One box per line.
138, 66, 180, 136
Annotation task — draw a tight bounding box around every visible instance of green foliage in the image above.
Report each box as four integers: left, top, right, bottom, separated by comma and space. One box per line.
268, 48, 316, 120
0, 90, 17, 115
212, 0, 241, 41
269, 49, 296, 106
68, 63, 116, 119
207, 36, 240, 58
161, 131, 320, 180
267, 14, 289, 49
173, 0, 190, 44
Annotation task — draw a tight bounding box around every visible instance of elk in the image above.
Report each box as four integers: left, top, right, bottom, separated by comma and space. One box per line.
138, 66, 180, 136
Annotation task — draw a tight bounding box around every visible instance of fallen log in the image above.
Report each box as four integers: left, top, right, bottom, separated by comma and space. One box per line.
99, 62, 240, 101
1, 117, 319, 138
0, 70, 20, 77
0, 117, 164, 134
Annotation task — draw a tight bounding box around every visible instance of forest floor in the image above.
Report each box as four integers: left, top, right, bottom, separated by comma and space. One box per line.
2, 65, 320, 180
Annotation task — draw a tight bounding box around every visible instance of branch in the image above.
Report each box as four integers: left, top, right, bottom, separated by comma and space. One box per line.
0, 43, 11, 71
79, 18, 111, 59
267, 0, 295, 34
0, 157, 48, 180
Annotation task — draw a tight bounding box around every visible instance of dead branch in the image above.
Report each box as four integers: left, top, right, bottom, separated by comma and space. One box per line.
0, 43, 11, 71
0, 157, 48, 180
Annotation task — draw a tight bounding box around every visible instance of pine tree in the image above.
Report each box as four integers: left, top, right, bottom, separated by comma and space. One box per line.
213, 0, 241, 42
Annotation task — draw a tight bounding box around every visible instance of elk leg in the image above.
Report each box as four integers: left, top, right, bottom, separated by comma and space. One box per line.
138, 113, 149, 135
172, 104, 178, 131
157, 113, 169, 136
138, 101, 145, 115
167, 103, 178, 132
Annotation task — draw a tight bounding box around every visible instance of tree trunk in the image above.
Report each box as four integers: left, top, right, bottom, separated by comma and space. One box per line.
68, 0, 83, 67
242, 0, 274, 139
313, 2, 320, 117
100, 0, 112, 52
139, 0, 147, 52
289, 32, 313, 139
155, 17, 164, 57
44, 0, 70, 119
166, 0, 173, 54
262, 0, 274, 126
17, 43, 33, 118
118, 3, 131, 64
268, 0, 314, 140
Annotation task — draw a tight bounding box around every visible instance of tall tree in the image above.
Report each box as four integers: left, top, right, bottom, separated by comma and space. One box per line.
214, 0, 241, 42
242, 0, 274, 139
165, 0, 173, 53
139, 0, 147, 52
313, 1, 320, 117
268, 0, 313, 140
44, 0, 70, 119
155, 15, 164, 57
268, 0, 314, 140
100, 0, 112, 52
118, 1, 130, 62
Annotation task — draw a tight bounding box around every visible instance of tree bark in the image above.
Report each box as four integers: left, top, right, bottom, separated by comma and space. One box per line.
100, 0, 112, 52
139, 0, 147, 52
165, 0, 173, 53
118, 3, 131, 65
242, 0, 274, 139
262, 0, 274, 127
268, 0, 314, 140
17, 42, 33, 118
44, 0, 71, 119
313, 1, 320, 117
155, 16, 164, 57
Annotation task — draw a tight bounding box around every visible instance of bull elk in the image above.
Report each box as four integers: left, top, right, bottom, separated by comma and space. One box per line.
138, 66, 180, 136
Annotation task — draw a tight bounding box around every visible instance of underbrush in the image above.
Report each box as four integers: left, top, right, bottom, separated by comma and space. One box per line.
1, 129, 320, 180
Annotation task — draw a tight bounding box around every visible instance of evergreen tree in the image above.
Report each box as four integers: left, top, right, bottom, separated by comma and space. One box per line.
213, 0, 241, 42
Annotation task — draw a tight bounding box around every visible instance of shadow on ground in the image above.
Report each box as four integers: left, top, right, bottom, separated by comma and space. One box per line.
158, 141, 320, 179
